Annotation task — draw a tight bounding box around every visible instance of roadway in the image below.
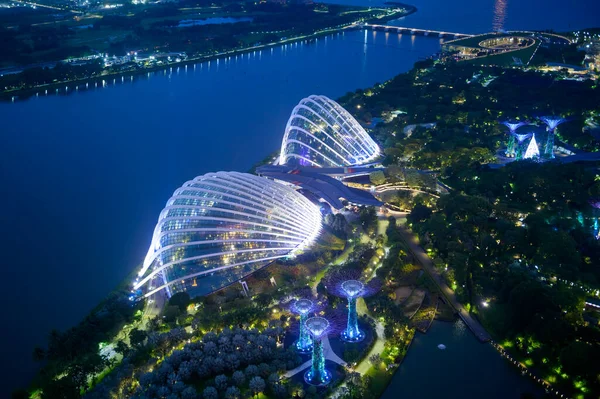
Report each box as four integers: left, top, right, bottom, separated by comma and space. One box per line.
362, 23, 474, 38
385, 212, 491, 342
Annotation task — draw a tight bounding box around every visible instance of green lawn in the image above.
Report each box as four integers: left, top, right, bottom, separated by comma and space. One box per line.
364, 366, 393, 397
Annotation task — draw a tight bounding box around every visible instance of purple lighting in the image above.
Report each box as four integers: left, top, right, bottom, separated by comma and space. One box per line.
502, 121, 527, 133
539, 116, 566, 131
514, 133, 532, 143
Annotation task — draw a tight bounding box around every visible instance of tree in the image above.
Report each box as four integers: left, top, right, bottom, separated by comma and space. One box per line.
232, 370, 245, 386
32, 346, 46, 362
129, 328, 147, 347
369, 353, 382, 368
164, 305, 181, 323
560, 341, 600, 378
115, 340, 129, 357
407, 204, 432, 223
202, 386, 218, 399
258, 362, 271, 378
245, 364, 259, 378
214, 374, 228, 391
249, 376, 266, 397
369, 171, 386, 185
224, 386, 241, 399
169, 292, 191, 312
181, 386, 199, 399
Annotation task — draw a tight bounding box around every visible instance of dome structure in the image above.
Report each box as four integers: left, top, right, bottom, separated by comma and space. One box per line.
279, 95, 380, 167
134, 172, 322, 298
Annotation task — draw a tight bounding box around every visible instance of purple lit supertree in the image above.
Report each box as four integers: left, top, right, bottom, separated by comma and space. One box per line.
502, 121, 528, 157
322, 268, 382, 343
340, 280, 365, 342
539, 116, 566, 159
304, 317, 332, 386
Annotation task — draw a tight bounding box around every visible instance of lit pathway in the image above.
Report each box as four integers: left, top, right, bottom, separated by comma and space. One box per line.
393, 220, 491, 342
355, 320, 384, 375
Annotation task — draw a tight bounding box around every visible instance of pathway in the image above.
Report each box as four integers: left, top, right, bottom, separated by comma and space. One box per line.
355, 320, 385, 374
394, 222, 491, 342
283, 334, 347, 378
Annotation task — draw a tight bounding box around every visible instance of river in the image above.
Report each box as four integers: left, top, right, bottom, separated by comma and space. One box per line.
382, 320, 543, 398
1, 0, 598, 396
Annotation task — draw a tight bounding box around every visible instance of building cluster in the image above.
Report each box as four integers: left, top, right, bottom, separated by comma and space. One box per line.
134, 96, 381, 299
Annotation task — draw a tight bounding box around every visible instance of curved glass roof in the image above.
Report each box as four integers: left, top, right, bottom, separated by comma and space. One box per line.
134, 172, 322, 297
279, 95, 380, 167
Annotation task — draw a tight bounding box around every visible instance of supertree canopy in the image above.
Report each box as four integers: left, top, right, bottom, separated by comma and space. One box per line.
514, 133, 532, 160
340, 280, 365, 342
304, 317, 332, 386
292, 299, 314, 353
322, 268, 381, 343
539, 116, 566, 159
502, 121, 528, 132
502, 121, 527, 157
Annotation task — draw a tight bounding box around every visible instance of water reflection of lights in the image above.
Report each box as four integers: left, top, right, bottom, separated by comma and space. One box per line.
493, 0, 508, 32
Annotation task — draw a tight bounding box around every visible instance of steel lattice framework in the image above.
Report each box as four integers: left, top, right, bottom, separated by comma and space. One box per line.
502, 121, 528, 157
539, 116, 566, 159
134, 172, 322, 298
279, 95, 380, 167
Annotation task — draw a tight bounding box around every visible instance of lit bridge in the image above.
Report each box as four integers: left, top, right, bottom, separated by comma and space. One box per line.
361, 23, 474, 39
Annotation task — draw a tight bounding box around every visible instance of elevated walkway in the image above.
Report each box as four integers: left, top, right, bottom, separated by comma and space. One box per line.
256, 165, 382, 209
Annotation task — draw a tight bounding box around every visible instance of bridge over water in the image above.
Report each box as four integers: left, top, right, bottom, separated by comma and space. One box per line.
360, 23, 474, 39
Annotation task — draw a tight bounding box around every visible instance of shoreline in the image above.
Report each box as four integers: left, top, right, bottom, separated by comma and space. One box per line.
1, 5, 416, 101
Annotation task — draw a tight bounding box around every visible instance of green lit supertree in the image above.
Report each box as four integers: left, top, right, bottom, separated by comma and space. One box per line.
514, 133, 532, 160
539, 116, 566, 159
293, 299, 314, 353
304, 317, 331, 386
502, 122, 527, 157
340, 280, 365, 342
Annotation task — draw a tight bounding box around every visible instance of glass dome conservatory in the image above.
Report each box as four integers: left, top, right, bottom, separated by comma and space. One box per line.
279, 95, 380, 167
134, 172, 322, 298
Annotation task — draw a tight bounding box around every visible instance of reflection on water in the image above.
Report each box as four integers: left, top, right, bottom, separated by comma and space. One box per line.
0, 30, 443, 396
382, 320, 542, 399
493, 0, 508, 32
452, 316, 467, 338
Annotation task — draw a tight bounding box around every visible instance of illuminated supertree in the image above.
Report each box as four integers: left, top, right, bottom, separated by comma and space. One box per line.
340, 280, 365, 342
539, 116, 566, 159
591, 199, 600, 240
304, 317, 332, 386
502, 121, 527, 157
292, 299, 314, 353
514, 133, 532, 160
322, 268, 382, 343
